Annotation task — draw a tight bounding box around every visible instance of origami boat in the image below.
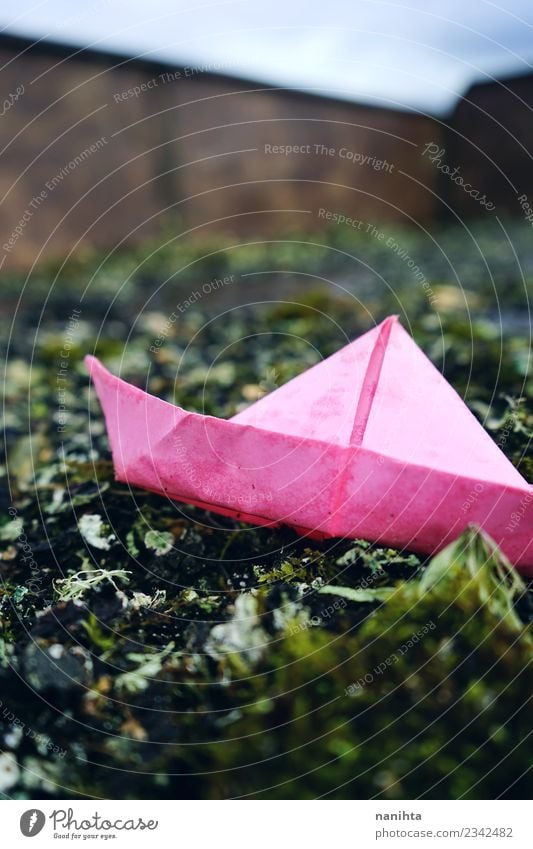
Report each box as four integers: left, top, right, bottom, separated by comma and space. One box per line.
85, 316, 533, 574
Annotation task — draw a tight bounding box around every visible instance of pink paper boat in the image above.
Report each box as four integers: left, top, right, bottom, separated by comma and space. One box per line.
85, 316, 533, 574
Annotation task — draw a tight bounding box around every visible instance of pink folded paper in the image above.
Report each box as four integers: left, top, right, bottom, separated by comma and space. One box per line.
85, 316, 533, 573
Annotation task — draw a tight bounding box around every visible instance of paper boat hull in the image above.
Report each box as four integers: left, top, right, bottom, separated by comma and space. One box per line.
86, 353, 533, 574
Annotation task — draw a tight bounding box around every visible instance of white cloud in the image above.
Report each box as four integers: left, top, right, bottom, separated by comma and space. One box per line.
1, 0, 532, 113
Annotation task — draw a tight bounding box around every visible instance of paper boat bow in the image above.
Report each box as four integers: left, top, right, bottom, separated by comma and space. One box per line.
86, 316, 532, 573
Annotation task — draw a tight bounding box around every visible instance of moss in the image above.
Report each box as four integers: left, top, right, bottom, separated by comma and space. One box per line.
1, 222, 531, 799
202, 532, 531, 799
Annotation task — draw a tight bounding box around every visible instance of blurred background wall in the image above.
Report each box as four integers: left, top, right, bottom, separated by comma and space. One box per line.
0, 31, 532, 270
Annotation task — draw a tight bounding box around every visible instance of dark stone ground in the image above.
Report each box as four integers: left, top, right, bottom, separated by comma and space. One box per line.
0, 219, 531, 799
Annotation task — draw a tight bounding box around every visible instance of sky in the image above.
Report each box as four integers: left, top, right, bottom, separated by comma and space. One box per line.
0, 0, 532, 114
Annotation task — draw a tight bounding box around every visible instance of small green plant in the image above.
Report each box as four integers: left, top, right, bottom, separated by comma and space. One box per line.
114, 643, 179, 694
200, 529, 532, 799
81, 612, 116, 652
144, 529, 174, 555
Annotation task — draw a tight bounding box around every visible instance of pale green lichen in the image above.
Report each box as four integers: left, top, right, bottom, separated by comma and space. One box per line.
206, 594, 267, 667
78, 513, 116, 550
54, 568, 131, 601
115, 643, 179, 694
0, 752, 20, 792
0, 517, 23, 542
144, 529, 174, 555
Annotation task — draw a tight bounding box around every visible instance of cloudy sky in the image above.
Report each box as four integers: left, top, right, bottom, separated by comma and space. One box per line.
1, 0, 532, 113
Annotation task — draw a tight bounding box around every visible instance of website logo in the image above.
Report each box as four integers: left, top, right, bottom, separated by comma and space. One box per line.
20, 809, 46, 837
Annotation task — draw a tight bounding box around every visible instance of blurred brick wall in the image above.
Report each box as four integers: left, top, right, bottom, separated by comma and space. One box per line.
444, 73, 533, 219
0, 34, 440, 269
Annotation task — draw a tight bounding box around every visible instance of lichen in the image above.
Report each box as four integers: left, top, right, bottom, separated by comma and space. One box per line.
1, 223, 531, 799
